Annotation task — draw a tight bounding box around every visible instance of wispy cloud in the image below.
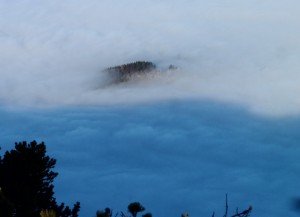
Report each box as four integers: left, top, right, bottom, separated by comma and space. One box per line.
1, 0, 300, 116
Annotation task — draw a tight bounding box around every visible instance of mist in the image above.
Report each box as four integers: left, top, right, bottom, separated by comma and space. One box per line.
1, 0, 300, 116
1, 1, 300, 217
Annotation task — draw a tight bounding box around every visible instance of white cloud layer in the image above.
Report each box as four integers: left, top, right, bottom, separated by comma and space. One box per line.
1, 0, 300, 116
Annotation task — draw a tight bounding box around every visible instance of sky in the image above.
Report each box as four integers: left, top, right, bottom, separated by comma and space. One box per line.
1, 0, 300, 216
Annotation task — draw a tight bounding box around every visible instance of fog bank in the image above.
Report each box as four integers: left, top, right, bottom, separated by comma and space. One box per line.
1, 0, 300, 116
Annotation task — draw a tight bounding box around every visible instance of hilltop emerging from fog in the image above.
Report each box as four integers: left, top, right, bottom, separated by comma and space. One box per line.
106, 61, 156, 82
105, 61, 177, 84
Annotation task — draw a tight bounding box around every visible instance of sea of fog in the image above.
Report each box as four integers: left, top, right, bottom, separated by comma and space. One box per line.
1, 0, 300, 216
1, 103, 300, 217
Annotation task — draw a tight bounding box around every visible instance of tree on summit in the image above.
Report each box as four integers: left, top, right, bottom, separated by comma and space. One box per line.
0, 141, 80, 217
128, 202, 145, 217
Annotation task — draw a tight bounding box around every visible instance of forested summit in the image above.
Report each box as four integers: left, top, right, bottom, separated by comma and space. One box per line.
107, 61, 156, 74
104, 61, 179, 84
105, 61, 157, 83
